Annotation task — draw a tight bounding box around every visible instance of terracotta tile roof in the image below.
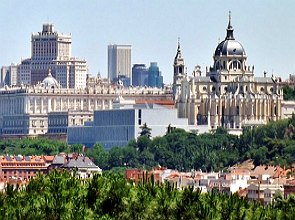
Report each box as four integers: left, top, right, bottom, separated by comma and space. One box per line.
251, 165, 277, 176
135, 99, 174, 105
285, 179, 295, 185
44, 156, 54, 162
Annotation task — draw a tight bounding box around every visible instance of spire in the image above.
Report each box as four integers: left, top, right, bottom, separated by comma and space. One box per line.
226, 11, 235, 40
228, 11, 232, 29
177, 37, 181, 52
174, 38, 183, 64
48, 68, 52, 77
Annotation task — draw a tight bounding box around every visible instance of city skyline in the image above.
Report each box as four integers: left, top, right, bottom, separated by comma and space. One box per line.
1, 0, 295, 83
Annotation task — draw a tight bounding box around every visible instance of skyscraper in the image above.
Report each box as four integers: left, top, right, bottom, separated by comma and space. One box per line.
18, 24, 87, 88
0, 64, 17, 87
132, 64, 148, 86
108, 44, 131, 83
148, 62, 163, 88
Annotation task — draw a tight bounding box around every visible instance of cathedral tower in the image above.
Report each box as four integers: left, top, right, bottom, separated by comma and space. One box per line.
173, 40, 185, 101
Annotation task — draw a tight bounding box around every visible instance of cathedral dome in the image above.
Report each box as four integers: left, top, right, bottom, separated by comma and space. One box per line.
42, 69, 60, 88
215, 40, 245, 56
214, 12, 246, 57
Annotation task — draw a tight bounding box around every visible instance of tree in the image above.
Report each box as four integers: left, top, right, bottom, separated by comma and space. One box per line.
139, 123, 152, 138
70, 143, 84, 154
86, 143, 109, 170
137, 135, 151, 152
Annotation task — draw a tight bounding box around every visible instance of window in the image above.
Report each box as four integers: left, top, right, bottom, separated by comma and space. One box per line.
138, 109, 142, 119
270, 87, 273, 92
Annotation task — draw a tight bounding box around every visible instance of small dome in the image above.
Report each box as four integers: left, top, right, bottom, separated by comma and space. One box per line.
42, 69, 60, 88
215, 40, 246, 56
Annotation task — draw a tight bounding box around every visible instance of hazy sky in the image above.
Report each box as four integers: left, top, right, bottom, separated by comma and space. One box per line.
1, 0, 295, 83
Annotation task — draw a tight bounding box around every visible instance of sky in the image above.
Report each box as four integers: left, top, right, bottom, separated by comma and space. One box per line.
1, 0, 295, 84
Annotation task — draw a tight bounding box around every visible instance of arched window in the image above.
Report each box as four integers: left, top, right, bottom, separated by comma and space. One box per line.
229, 60, 242, 70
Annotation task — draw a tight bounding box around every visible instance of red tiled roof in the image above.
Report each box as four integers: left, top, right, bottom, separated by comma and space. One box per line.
135, 99, 174, 105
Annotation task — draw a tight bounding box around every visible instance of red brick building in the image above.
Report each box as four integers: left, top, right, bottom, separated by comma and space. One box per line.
0, 155, 53, 182
125, 167, 165, 183
284, 179, 295, 199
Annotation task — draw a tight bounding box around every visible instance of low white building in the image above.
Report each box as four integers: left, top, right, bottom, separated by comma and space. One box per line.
247, 183, 284, 203
67, 102, 207, 149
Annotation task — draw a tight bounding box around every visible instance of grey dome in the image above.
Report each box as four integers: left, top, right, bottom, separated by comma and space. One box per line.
215, 40, 246, 56
42, 70, 60, 88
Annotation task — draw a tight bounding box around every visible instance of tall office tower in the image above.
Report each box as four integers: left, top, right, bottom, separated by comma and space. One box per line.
18, 24, 87, 88
148, 62, 163, 88
0, 64, 18, 87
108, 44, 131, 83
132, 64, 148, 86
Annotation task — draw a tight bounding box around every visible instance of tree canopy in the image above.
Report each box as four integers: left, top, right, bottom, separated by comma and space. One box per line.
1, 170, 295, 220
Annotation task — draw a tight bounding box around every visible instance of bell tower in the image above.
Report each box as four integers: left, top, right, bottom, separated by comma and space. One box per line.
173, 39, 185, 100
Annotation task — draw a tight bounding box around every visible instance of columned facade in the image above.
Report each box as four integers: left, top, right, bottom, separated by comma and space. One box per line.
0, 83, 172, 137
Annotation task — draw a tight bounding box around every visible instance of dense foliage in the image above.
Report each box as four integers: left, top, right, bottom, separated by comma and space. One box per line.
1, 115, 295, 172
1, 170, 295, 220
0, 138, 67, 156
283, 85, 295, 100
86, 115, 295, 172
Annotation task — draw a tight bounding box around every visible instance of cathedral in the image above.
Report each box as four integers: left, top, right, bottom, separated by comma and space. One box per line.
173, 13, 283, 132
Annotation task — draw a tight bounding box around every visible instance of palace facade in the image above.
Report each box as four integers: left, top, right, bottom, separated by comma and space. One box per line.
173, 14, 283, 133
0, 71, 172, 138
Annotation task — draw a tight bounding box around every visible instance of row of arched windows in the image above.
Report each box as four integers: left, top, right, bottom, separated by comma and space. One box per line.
214, 60, 244, 71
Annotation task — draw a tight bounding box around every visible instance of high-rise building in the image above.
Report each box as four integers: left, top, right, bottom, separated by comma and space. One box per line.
148, 62, 163, 88
108, 44, 131, 83
18, 24, 87, 88
0, 64, 18, 87
132, 64, 148, 86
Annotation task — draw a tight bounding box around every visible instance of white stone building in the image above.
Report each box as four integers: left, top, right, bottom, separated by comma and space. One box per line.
0, 72, 172, 138
173, 13, 283, 134
18, 24, 87, 89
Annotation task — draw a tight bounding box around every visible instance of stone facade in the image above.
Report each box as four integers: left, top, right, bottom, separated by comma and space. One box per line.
0, 77, 172, 137
17, 24, 87, 89
173, 14, 283, 133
